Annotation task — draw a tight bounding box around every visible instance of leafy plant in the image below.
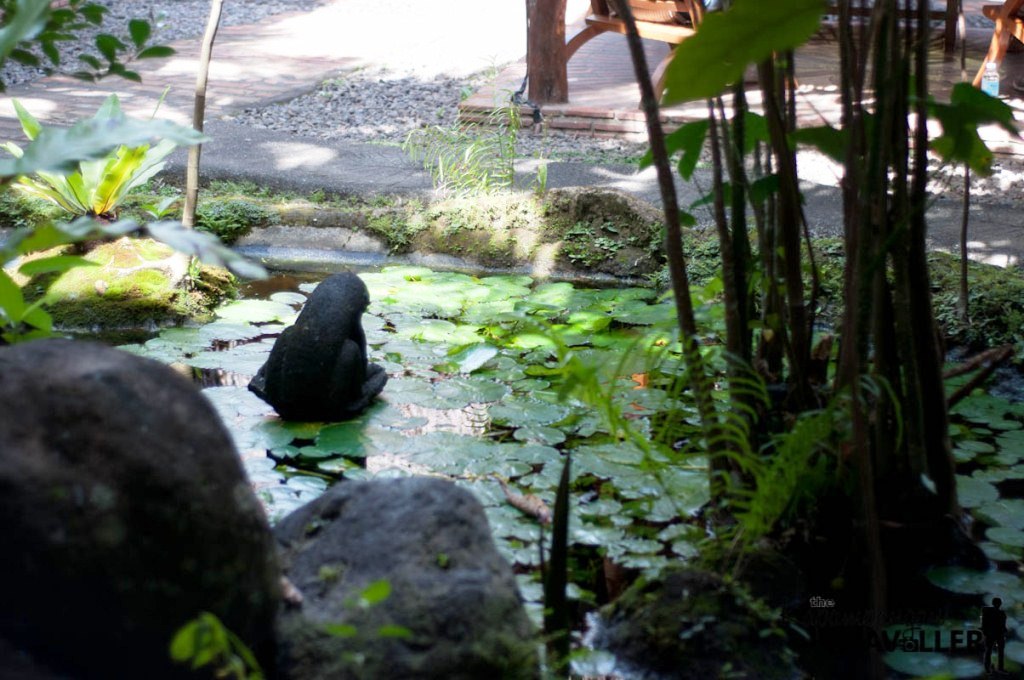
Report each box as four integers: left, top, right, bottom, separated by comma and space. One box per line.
402, 98, 520, 196
0, 0, 174, 89
170, 611, 263, 680
196, 198, 273, 245
3, 94, 182, 219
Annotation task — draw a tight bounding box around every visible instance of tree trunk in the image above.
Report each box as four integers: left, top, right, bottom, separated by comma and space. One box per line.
182, 0, 224, 229
527, 0, 569, 103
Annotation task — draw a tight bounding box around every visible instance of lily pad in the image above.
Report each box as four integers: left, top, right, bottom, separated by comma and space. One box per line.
979, 541, 1022, 562
974, 499, 1024, 529
216, 299, 296, 324
883, 651, 983, 679
316, 421, 369, 457
512, 426, 567, 446
489, 399, 571, 427
926, 566, 1024, 599
986, 527, 1024, 549
956, 475, 999, 508
269, 291, 307, 306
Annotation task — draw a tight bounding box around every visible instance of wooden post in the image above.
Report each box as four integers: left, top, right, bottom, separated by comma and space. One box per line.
527, 0, 569, 103
182, 0, 224, 228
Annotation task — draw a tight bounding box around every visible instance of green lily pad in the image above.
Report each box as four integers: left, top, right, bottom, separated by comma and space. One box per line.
316, 421, 369, 456
269, 291, 307, 306
883, 651, 983, 678
956, 475, 999, 508
489, 399, 571, 427
216, 299, 296, 324
979, 541, 1022, 562
957, 440, 997, 454
974, 499, 1024, 529
986, 526, 1024, 549
512, 426, 567, 446
972, 467, 1024, 483
258, 420, 324, 444
1006, 640, 1024, 664
926, 566, 1024, 598
441, 344, 499, 374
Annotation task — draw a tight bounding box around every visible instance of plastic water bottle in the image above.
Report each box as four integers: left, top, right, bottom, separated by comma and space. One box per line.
982, 61, 1000, 97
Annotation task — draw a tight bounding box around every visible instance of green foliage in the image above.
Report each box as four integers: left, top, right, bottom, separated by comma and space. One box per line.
3, 94, 186, 218
929, 252, 1024, 355
0, 0, 174, 88
169, 611, 263, 680
196, 198, 273, 244
929, 83, 1019, 175
661, 0, 825, 104
403, 101, 520, 195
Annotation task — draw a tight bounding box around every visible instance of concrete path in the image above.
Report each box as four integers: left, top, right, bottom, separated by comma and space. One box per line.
0, 0, 1021, 269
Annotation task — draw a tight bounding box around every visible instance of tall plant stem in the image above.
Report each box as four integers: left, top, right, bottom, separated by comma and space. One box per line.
183, 0, 224, 228
959, 165, 970, 323
616, 2, 724, 496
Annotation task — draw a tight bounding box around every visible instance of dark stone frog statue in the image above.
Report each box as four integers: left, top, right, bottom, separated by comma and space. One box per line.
249, 272, 387, 421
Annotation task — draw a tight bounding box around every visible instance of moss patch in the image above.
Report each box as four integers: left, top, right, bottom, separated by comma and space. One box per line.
18, 237, 235, 330
196, 198, 274, 244
595, 568, 798, 680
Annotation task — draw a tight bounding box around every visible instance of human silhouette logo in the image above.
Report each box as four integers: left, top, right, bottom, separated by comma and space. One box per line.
981, 596, 1008, 675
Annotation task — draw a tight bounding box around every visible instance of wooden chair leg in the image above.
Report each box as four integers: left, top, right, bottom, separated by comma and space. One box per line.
652, 45, 676, 102
945, 0, 960, 53
566, 25, 605, 61
974, 0, 1024, 87
974, 17, 1016, 86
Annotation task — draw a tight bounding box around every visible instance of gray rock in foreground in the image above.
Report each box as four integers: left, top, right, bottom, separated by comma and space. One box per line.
274, 477, 539, 679
0, 339, 281, 678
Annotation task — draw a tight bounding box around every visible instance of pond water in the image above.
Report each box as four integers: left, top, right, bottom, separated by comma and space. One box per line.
118, 265, 1024, 677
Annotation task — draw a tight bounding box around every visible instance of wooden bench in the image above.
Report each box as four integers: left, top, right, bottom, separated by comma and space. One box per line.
973, 0, 1024, 87
564, 0, 961, 101
566, 0, 703, 96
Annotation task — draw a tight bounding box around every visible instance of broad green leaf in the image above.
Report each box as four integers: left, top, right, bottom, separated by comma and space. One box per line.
324, 623, 357, 638
17, 254, 97, 276
639, 119, 708, 178
929, 83, 1020, 175
94, 34, 126, 62
128, 19, 151, 48
19, 303, 52, 332
0, 115, 206, 177
137, 45, 175, 60
376, 625, 412, 639
145, 221, 267, 280
790, 125, 846, 162
662, 0, 825, 104
0, 270, 26, 320
168, 620, 202, 662
360, 579, 392, 605
12, 99, 41, 140
0, 0, 50, 69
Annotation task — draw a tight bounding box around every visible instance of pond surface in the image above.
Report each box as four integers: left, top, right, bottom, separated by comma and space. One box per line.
120, 265, 1024, 677
121, 266, 708, 623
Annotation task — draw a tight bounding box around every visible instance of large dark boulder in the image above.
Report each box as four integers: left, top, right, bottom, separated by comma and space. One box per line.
0, 339, 280, 678
274, 477, 538, 679
592, 568, 800, 680
249, 271, 387, 421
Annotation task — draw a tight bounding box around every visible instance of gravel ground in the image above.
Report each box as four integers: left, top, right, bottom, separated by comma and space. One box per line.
3, 0, 1022, 189
227, 67, 651, 165
0, 0, 328, 89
